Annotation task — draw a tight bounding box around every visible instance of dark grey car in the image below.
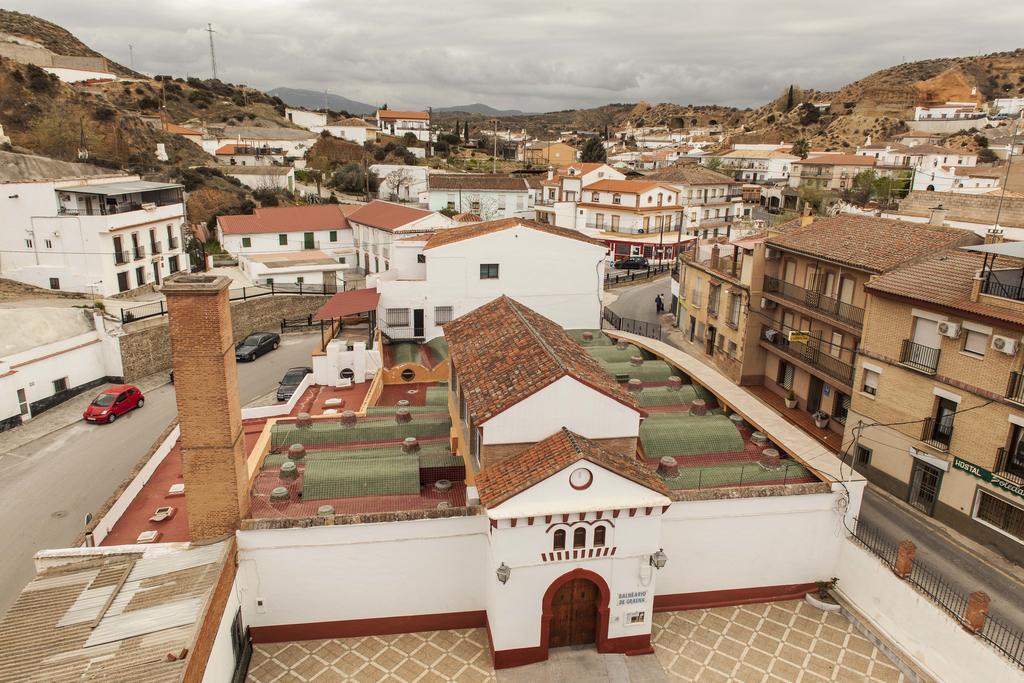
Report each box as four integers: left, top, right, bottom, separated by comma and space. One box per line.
277, 367, 313, 401
235, 332, 280, 362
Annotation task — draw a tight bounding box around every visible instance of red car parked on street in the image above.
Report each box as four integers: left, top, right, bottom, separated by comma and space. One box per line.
82, 384, 145, 424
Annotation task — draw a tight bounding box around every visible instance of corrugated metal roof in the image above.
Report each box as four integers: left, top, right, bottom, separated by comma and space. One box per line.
59, 181, 183, 195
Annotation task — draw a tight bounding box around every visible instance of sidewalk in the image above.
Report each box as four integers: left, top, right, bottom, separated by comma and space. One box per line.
0, 370, 171, 453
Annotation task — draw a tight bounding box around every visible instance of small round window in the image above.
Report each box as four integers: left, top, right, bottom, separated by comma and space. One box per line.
400, 368, 416, 382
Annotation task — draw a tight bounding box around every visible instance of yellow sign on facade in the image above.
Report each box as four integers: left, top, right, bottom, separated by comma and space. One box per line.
787, 331, 810, 343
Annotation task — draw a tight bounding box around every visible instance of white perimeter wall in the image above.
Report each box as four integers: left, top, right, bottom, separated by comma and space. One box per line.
483, 376, 640, 446
656, 492, 848, 597
836, 537, 1020, 682
236, 516, 489, 628
203, 577, 241, 683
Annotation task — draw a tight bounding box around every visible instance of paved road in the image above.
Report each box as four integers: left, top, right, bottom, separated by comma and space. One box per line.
859, 486, 1024, 633
0, 332, 321, 616
606, 275, 670, 326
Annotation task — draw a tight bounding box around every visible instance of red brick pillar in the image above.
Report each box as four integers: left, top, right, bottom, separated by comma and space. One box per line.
163, 274, 249, 541
894, 540, 916, 579
964, 591, 991, 634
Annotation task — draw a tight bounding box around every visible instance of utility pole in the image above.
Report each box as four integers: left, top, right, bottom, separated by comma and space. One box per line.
323, 89, 328, 113
994, 110, 1022, 230
492, 118, 498, 173
206, 23, 218, 81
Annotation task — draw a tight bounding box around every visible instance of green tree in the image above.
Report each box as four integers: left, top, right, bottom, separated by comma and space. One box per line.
580, 137, 607, 163
785, 85, 795, 111
703, 157, 724, 172
463, 121, 470, 143
792, 138, 810, 159
330, 162, 379, 193
852, 169, 878, 196
798, 185, 828, 213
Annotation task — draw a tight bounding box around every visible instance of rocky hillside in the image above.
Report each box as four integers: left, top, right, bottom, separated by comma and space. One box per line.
0, 9, 136, 76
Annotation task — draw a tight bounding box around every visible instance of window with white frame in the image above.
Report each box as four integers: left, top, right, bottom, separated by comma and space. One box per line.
385, 308, 410, 327
963, 327, 989, 357
727, 293, 741, 328
434, 306, 454, 324
862, 368, 879, 395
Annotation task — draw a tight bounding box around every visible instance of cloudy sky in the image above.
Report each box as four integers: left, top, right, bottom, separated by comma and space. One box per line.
7, 0, 1024, 112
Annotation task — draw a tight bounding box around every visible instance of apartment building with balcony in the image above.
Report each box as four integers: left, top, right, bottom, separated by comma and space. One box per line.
426, 174, 533, 220
845, 236, 1024, 562
577, 179, 682, 234
0, 151, 188, 297
788, 154, 877, 191
646, 165, 747, 238
713, 149, 799, 183
756, 214, 978, 440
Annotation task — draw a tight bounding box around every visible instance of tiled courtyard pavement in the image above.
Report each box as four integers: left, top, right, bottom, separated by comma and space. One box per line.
248, 600, 907, 682
246, 628, 497, 682
652, 600, 906, 682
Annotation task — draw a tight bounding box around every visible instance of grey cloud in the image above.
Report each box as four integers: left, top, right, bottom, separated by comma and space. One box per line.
4, 0, 1023, 112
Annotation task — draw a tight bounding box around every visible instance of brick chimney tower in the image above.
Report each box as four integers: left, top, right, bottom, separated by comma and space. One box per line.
162, 274, 249, 541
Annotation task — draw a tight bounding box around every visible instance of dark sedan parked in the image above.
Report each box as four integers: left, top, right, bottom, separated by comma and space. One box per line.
277, 366, 313, 402
235, 332, 280, 362
614, 256, 650, 270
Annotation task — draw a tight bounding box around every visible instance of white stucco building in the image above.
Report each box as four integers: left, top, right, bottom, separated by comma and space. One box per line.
0, 151, 188, 296
371, 164, 431, 202
313, 118, 379, 145
217, 204, 356, 287
372, 218, 607, 341
223, 166, 295, 191
285, 107, 328, 130
375, 109, 431, 142
426, 174, 533, 220
346, 200, 455, 274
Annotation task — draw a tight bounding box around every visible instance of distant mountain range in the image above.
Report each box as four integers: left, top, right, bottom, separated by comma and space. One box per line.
433, 103, 527, 116
267, 88, 376, 115
267, 90, 527, 117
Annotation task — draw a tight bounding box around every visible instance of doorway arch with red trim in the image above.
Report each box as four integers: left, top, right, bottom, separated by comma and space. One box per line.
540, 568, 611, 657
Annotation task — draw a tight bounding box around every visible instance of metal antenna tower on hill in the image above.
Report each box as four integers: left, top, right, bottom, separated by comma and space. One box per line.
206, 23, 218, 80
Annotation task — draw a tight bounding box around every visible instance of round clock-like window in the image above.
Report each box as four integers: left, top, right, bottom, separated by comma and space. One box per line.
569, 467, 593, 490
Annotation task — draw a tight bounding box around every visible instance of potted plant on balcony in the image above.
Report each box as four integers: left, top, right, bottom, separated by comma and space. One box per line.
812, 410, 830, 429
784, 389, 798, 409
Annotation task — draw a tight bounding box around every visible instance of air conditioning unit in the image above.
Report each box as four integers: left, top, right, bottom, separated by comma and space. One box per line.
992, 335, 1019, 355
765, 247, 781, 260
141, 202, 157, 210
937, 322, 961, 338
761, 297, 777, 310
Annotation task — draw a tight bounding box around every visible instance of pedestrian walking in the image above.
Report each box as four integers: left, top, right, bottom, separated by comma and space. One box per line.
655, 294, 664, 313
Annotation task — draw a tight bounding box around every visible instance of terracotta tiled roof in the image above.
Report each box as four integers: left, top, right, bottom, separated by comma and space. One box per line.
429, 174, 528, 191
217, 204, 350, 235
332, 117, 376, 127
444, 296, 639, 424
215, 144, 244, 155
376, 110, 430, 120
423, 218, 605, 250
906, 144, 962, 156
644, 165, 739, 186
476, 428, 667, 508
865, 249, 1024, 328
765, 215, 980, 273
453, 212, 482, 222
954, 166, 1002, 177
795, 154, 876, 167
559, 162, 610, 175
583, 179, 677, 193
346, 200, 437, 232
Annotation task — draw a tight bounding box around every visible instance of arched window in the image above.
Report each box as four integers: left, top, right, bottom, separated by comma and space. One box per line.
593, 526, 606, 547
573, 527, 587, 549
553, 529, 566, 551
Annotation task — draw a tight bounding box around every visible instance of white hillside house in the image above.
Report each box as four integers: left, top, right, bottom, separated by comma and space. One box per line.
376, 109, 431, 142
373, 219, 607, 341
0, 152, 188, 296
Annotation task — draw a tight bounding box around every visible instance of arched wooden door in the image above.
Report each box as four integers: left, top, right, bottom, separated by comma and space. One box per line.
548, 578, 600, 648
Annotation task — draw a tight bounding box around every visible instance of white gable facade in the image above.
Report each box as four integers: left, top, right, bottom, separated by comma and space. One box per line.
484, 458, 671, 666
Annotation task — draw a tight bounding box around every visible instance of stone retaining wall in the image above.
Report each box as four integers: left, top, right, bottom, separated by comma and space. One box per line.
899, 189, 1024, 228
118, 294, 330, 381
